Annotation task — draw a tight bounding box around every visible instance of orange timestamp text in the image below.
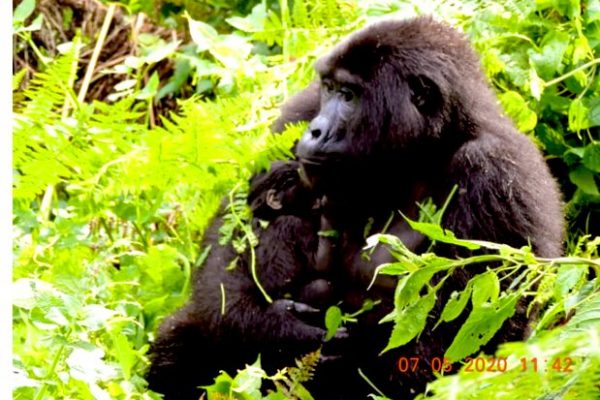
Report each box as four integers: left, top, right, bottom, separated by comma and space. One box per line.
398, 356, 575, 374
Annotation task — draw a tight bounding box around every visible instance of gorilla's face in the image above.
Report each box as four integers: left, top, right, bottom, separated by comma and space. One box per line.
296, 74, 362, 165
296, 47, 445, 191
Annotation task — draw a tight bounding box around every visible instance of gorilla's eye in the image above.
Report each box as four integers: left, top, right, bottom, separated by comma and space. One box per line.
339, 87, 355, 102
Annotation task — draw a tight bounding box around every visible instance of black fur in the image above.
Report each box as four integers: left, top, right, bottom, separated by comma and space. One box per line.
275, 17, 564, 398
146, 161, 336, 399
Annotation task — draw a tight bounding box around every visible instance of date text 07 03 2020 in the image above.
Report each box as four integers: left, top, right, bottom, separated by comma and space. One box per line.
397, 356, 575, 374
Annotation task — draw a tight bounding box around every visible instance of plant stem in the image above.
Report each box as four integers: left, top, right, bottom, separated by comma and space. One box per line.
132, 221, 149, 250
228, 185, 272, 303
62, 34, 81, 119
544, 58, 600, 88
77, 3, 116, 102
34, 343, 66, 400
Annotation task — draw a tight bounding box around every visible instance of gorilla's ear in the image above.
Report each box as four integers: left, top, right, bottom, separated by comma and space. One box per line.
266, 189, 283, 210
407, 75, 442, 115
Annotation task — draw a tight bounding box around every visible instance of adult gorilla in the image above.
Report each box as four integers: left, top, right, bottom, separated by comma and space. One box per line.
274, 16, 564, 398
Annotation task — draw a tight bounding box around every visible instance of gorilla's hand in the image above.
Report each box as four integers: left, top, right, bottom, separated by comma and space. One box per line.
267, 299, 326, 345
272, 298, 321, 315
268, 300, 349, 349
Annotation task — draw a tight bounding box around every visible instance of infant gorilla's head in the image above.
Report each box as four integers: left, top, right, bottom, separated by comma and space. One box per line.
248, 160, 318, 220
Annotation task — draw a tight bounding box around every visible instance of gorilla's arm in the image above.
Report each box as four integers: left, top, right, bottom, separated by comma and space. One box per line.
190, 246, 326, 345
253, 215, 318, 296
443, 131, 563, 259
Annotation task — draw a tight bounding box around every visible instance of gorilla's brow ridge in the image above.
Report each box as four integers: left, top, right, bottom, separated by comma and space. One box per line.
333, 68, 363, 86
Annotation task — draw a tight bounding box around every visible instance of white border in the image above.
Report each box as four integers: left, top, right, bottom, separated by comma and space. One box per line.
2, 1, 14, 398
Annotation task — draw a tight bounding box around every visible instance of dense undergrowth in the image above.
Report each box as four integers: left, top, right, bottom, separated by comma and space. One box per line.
12, 0, 600, 399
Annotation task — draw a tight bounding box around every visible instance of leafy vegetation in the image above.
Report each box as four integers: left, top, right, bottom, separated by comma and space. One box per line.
12, 0, 600, 399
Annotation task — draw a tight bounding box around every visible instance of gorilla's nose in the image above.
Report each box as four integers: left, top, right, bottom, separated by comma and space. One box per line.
309, 115, 330, 140
297, 116, 330, 160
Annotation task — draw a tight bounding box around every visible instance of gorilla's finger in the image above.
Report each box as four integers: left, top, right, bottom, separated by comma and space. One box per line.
271, 299, 320, 315
290, 301, 320, 314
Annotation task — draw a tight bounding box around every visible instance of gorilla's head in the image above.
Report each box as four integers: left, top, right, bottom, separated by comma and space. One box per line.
248, 161, 316, 220
296, 17, 496, 188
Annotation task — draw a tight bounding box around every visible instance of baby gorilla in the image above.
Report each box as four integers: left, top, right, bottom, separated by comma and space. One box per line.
147, 161, 336, 400
248, 160, 335, 308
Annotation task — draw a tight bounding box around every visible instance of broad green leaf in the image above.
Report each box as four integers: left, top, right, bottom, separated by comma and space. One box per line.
187, 16, 219, 52
583, 143, 600, 172
535, 0, 557, 11
226, 4, 267, 32
113, 79, 137, 92
325, 306, 343, 341
528, 31, 570, 80
394, 265, 447, 310
13, 278, 64, 310
189, 57, 221, 77
481, 49, 504, 76
406, 220, 481, 250
529, 68, 543, 100
471, 271, 500, 308
111, 333, 136, 380
375, 262, 412, 276
439, 285, 472, 323
211, 35, 253, 69
66, 347, 118, 383
80, 305, 115, 331
14, 13, 43, 33
382, 290, 436, 353
564, 0, 581, 18
227, 16, 258, 33
157, 58, 192, 100
566, 146, 586, 159
572, 35, 592, 64
499, 91, 537, 132
568, 98, 591, 131
565, 293, 600, 330
445, 293, 519, 362
569, 166, 600, 195
13, 0, 36, 24
141, 39, 180, 64
536, 124, 568, 156
366, 233, 403, 249
201, 370, 234, 394
136, 72, 160, 100
585, 0, 600, 22
589, 97, 600, 127
232, 359, 263, 397
554, 264, 588, 300
45, 307, 70, 327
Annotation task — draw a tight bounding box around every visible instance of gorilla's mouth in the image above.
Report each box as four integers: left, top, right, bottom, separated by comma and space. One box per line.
298, 157, 326, 166
298, 156, 352, 192
298, 153, 346, 167
298, 158, 331, 190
